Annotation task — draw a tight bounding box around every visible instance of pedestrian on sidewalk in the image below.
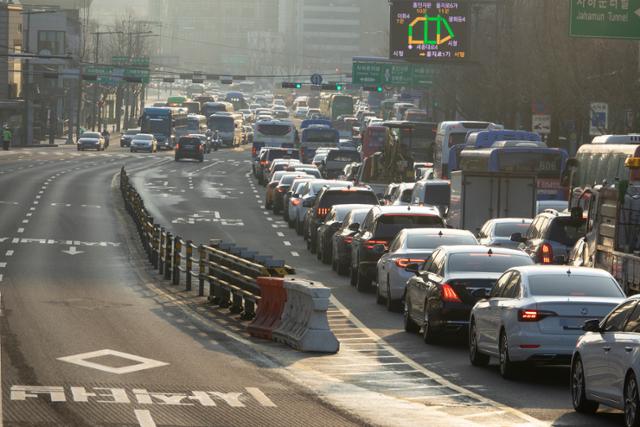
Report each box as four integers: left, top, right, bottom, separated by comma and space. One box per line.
2, 124, 11, 151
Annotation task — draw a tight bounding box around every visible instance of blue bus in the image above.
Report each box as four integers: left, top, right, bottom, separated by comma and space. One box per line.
459, 143, 569, 200
140, 107, 188, 150
299, 125, 340, 163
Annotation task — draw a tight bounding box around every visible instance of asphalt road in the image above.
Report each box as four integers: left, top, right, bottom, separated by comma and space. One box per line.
0, 145, 361, 426
124, 145, 623, 427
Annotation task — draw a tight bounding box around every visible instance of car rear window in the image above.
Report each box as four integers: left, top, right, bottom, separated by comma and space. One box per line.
327, 151, 362, 162
547, 218, 586, 246
179, 138, 200, 145
320, 191, 378, 208
267, 150, 299, 161
528, 275, 623, 298
258, 124, 293, 136
447, 253, 533, 273
494, 222, 532, 238
374, 215, 444, 239
400, 189, 413, 203
406, 234, 477, 249
280, 175, 306, 185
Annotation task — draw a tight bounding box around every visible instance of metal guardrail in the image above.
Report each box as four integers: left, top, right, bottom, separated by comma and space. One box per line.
120, 167, 295, 320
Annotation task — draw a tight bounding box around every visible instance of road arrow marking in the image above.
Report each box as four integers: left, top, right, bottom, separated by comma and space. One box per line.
636, 7, 640, 17
62, 246, 84, 256
135, 409, 157, 427
58, 349, 169, 374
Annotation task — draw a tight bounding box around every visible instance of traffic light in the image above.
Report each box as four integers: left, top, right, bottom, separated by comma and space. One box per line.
363, 85, 384, 93
321, 83, 344, 91
282, 82, 302, 89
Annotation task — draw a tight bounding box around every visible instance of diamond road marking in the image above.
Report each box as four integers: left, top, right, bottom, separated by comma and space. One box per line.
57, 349, 169, 375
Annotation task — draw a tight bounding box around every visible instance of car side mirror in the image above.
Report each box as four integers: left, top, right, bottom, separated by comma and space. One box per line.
582, 319, 602, 333
302, 198, 315, 208
348, 223, 360, 231
510, 232, 524, 243
405, 263, 420, 275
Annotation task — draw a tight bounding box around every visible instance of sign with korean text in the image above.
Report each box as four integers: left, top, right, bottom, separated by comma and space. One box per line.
111, 56, 150, 67
590, 102, 609, 136
389, 1, 468, 61
532, 114, 551, 135
352, 58, 436, 87
570, 0, 640, 39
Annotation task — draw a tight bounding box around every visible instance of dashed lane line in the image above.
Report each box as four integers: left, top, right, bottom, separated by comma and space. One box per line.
290, 251, 300, 257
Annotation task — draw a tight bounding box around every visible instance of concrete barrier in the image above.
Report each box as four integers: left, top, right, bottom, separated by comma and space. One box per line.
272, 278, 339, 353
248, 277, 287, 340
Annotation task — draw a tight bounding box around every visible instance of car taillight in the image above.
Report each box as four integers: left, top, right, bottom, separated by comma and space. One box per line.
395, 258, 426, 268
292, 199, 301, 206
518, 309, 557, 322
316, 207, 330, 218
365, 240, 388, 250
343, 236, 353, 244
440, 283, 461, 303
199, 144, 204, 151
260, 160, 268, 166
540, 243, 553, 264
175, 143, 180, 150
277, 187, 286, 193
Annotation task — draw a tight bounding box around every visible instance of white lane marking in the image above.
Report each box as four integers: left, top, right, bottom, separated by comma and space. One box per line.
0, 263, 6, 268
26, 213, 32, 217
29, 207, 36, 211
0, 274, 3, 282
22, 220, 28, 224
35, 195, 41, 199
134, 409, 157, 427
266, 217, 273, 222
57, 349, 169, 374
33, 201, 39, 205
277, 232, 285, 237
214, 211, 221, 219
245, 387, 277, 407
255, 195, 260, 198
5, 251, 13, 257
11, 238, 18, 244
283, 241, 291, 247
291, 251, 300, 257
17, 228, 24, 234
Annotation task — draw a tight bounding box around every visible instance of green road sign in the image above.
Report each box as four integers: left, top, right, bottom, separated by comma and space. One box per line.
111, 56, 150, 67
570, 0, 640, 39
352, 58, 436, 87
83, 66, 149, 84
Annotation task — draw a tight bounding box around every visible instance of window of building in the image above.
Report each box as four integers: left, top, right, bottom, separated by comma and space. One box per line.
38, 31, 65, 55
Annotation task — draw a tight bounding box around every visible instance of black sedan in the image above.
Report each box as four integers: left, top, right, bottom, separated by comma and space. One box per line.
175, 136, 205, 162
403, 245, 533, 344
316, 204, 375, 264
331, 208, 371, 275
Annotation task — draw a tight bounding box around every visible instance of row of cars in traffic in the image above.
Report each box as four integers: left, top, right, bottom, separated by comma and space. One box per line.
251, 145, 640, 426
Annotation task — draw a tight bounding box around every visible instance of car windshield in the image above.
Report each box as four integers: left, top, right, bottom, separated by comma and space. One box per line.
135, 135, 153, 140
547, 218, 587, 246
447, 253, 534, 273
406, 234, 477, 249
528, 274, 623, 298
399, 189, 413, 203
374, 215, 443, 239
82, 132, 101, 138
494, 222, 532, 238
125, 130, 139, 135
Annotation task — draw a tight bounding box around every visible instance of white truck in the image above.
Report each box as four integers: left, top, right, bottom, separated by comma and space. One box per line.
447, 171, 537, 233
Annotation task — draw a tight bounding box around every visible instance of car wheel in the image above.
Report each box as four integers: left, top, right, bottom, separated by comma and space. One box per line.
626, 373, 640, 427
571, 355, 598, 414
469, 320, 490, 367
356, 268, 371, 292
350, 265, 358, 287
403, 298, 420, 333
273, 205, 280, 215
499, 330, 520, 380
376, 283, 385, 305
422, 309, 439, 344
386, 283, 402, 313
296, 219, 303, 236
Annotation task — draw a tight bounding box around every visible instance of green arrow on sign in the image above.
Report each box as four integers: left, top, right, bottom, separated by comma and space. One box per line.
570, 0, 640, 39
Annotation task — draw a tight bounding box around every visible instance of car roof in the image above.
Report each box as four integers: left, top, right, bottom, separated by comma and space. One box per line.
321, 186, 372, 193
400, 228, 475, 237
434, 245, 528, 255
331, 203, 375, 212
373, 205, 440, 215
486, 218, 533, 224
508, 265, 614, 277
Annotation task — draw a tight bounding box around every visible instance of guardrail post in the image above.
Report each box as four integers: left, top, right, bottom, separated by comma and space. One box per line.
164, 233, 173, 280
198, 245, 205, 296
152, 225, 159, 268
230, 292, 243, 314
242, 298, 256, 321
173, 237, 182, 286
186, 241, 193, 291
158, 228, 165, 274
207, 246, 218, 304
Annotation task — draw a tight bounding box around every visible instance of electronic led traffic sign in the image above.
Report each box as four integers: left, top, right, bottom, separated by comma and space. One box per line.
389, 1, 468, 61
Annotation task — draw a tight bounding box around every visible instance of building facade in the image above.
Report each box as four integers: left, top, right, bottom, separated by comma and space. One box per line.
0, 2, 23, 134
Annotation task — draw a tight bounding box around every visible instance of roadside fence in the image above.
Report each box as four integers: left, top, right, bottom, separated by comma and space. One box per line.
120, 167, 339, 353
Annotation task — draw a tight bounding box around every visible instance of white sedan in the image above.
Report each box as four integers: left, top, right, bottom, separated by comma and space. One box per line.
469, 265, 625, 379
572, 295, 640, 426
375, 228, 477, 312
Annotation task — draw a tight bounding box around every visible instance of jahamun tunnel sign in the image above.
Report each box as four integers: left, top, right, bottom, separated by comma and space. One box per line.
570, 0, 640, 39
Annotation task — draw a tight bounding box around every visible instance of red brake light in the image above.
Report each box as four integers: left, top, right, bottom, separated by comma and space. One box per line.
277, 187, 286, 193
395, 258, 426, 268
540, 243, 553, 264
365, 240, 388, 250
316, 207, 330, 218
292, 199, 301, 206
260, 160, 268, 165
175, 143, 180, 150
343, 236, 353, 244
518, 309, 557, 322
440, 283, 461, 303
